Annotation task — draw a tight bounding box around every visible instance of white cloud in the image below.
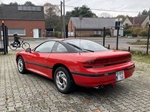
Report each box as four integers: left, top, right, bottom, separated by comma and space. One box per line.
1, 0, 150, 17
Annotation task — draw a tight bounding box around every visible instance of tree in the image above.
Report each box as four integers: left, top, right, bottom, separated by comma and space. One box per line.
142, 10, 148, 15
138, 9, 150, 16
70, 5, 97, 17
65, 11, 72, 24
45, 15, 61, 30
24, 1, 35, 6
116, 15, 128, 23
45, 4, 61, 31
45, 4, 60, 18
0, 2, 7, 6
9, 2, 18, 5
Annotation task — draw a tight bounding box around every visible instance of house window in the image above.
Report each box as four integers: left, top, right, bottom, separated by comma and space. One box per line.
8, 28, 26, 36
94, 31, 101, 35
18, 6, 42, 12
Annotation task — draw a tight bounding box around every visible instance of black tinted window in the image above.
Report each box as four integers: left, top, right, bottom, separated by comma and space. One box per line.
34, 41, 55, 53
52, 43, 68, 53
64, 40, 108, 52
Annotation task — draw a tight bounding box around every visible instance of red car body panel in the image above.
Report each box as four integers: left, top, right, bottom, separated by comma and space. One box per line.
16, 48, 135, 87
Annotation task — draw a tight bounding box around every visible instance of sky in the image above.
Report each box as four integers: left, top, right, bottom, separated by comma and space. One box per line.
0, 0, 150, 17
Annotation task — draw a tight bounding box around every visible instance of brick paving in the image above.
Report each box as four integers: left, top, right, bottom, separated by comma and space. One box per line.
0, 43, 150, 112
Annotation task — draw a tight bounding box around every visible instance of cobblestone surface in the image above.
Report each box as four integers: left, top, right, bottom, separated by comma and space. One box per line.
0, 46, 150, 112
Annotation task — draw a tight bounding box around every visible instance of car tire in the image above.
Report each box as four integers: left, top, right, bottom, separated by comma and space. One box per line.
54, 67, 74, 94
17, 56, 27, 74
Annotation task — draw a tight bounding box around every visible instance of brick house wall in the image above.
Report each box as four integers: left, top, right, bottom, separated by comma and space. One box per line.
68, 20, 96, 36
75, 31, 94, 37
68, 17, 115, 37
1, 20, 45, 38
0, 5, 45, 38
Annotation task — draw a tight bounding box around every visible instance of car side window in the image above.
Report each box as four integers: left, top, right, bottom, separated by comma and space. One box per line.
55, 43, 68, 53
34, 41, 55, 53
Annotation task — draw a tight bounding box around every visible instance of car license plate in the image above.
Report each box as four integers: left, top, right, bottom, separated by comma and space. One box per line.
116, 70, 125, 81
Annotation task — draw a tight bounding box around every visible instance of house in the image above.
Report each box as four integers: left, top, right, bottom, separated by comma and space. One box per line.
0, 5, 45, 38
123, 15, 149, 28
68, 17, 123, 37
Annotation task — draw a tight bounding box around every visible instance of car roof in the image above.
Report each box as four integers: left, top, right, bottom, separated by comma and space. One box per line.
46, 38, 86, 42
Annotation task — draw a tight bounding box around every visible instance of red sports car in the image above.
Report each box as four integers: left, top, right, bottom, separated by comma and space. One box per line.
16, 39, 135, 94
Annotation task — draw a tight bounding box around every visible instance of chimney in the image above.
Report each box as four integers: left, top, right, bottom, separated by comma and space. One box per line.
133, 17, 135, 26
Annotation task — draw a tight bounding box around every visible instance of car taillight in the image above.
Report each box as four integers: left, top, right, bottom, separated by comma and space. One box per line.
83, 59, 108, 68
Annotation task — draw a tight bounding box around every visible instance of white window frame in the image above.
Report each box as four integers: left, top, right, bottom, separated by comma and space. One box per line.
8, 28, 26, 36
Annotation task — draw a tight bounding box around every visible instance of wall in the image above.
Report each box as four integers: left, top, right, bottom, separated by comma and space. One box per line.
141, 16, 149, 28
1, 20, 45, 38
75, 30, 94, 37
123, 18, 132, 26
68, 20, 101, 37
68, 19, 113, 37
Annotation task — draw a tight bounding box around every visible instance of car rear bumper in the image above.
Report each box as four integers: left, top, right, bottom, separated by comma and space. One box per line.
72, 65, 135, 87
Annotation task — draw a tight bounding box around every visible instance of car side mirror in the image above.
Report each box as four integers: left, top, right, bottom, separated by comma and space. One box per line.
25, 48, 31, 53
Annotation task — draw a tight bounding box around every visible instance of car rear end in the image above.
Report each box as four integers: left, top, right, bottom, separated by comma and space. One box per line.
72, 50, 135, 87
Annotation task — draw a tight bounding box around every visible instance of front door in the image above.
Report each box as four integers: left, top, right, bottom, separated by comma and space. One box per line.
33, 29, 39, 38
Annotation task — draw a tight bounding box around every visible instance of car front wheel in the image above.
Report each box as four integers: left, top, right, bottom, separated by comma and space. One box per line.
54, 67, 74, 94
17, 56, 27, 74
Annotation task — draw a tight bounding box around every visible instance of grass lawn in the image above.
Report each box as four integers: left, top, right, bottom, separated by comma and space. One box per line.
128, 40, 150, 45
131, 50, 150, 63
132, 55, 150, 63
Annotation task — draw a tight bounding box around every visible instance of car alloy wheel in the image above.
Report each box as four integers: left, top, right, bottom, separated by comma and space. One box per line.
56, 71, 67, 91
17, 56, 27, 74
54, 67, 75, 94
18, 58, 23, 72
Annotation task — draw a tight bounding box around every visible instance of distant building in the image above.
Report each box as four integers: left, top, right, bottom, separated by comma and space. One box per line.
0, 5, 45, 38
68, 17, 123, 37
123, 16, 149, 28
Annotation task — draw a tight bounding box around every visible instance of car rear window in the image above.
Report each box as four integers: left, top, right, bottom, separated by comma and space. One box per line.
64, 39, 108, 52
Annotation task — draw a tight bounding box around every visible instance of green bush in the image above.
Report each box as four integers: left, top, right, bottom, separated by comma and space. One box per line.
105, 31, 111, 36
55, 31, 62, 38
124, 29, 132, 36
124, 28, 149, 37
132, 34, 137, 37
130, 50, 144, 55
139, 29, 148, 36
90, 34, 102, 37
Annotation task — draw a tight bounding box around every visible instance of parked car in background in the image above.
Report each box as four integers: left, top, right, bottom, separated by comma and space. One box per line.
16, 39, 135, 94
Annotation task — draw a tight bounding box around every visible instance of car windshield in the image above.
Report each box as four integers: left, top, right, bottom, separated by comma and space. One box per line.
64, 39, 108, 52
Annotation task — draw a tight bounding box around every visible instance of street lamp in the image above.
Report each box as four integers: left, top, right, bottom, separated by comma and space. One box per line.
61, 0, 66, 38
115, 18, 122, 50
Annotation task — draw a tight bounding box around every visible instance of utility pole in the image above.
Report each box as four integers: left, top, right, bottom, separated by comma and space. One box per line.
60, 1, 63, 38
63, 0, 66, 38
103, 27, 106, 46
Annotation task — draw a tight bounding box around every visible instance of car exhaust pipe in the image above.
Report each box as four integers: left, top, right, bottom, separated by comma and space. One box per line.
111, 83, 116, 88
94, 85, 104, 90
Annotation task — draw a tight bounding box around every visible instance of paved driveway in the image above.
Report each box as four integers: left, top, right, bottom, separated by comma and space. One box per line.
0, 38, 150, 112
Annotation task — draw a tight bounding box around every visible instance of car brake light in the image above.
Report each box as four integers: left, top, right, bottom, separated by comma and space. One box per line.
83, 59, 108, 68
